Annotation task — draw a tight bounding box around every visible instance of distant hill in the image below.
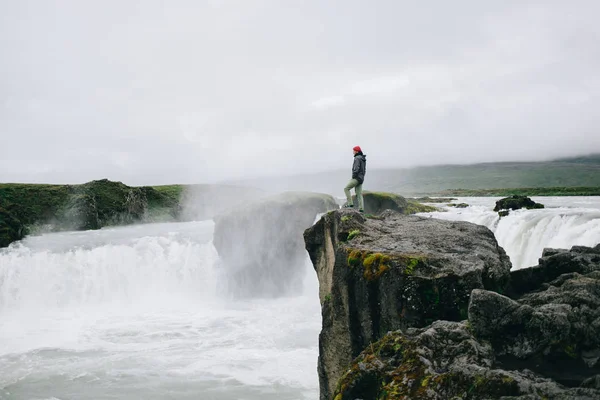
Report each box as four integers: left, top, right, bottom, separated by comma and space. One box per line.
229, 154, 600, 196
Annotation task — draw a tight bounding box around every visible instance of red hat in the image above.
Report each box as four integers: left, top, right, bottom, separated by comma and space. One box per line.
353, 146, 362, 152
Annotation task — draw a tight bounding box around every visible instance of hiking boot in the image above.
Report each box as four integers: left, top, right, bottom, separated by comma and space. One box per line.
359, 209, 364, 213
343, 203, 354, 208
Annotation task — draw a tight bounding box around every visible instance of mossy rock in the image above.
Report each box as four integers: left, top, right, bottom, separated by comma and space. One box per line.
352, 191, 415, 215
0, 179, 184, 246
334, 321, 598, 399
405, 200, 438, 214
0, 206, 24, 247
448, 203, 469, 208
493, 195, 544, 212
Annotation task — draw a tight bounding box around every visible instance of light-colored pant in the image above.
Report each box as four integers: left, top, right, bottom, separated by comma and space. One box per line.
344, 179, 364, 210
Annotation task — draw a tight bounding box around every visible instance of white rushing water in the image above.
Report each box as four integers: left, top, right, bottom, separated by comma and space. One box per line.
1, 197, 599, 399
424, 196, 600, 269
0, 221, 321, 400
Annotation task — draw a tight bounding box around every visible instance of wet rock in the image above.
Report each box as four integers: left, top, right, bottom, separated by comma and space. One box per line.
494, 195, 544, 212
498, 210, 510, 217
508, 245, 600, 297
448, 203, 469, 208
304, 209, 511, 399
351, 191, 409, 215
334, 321, 600, 399
469, 270, 600, 387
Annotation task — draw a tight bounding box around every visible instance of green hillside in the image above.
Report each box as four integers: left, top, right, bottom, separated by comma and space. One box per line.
238, 154, 600, 195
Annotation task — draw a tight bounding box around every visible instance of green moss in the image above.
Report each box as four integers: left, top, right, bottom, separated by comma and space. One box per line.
564, 344, 578, 359
405, 258, 418, 274
347, 229, 360, 241
325, 293, 332, 302
400, 255, 427, 275
405, 200, 439, 215
335, 329, 523, 399
341, 215, 351, 222
151, 184, 184, 201
347, 249, 363, 267
363, 253, 391, 281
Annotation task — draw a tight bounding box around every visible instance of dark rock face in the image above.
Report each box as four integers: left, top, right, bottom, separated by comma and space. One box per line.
213, 191, 338, 297
508, 245, 600, 297
352, 192, 409, 215
334, 321, 600, 399
494, 195, 544, 212
470, 271, 600, 387
304, 209, 511, 399
0, 206, 24, 247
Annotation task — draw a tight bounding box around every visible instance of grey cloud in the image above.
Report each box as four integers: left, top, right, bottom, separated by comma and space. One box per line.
1, 0, 600, 184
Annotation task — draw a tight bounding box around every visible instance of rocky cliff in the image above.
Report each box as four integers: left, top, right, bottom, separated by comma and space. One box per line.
304, 209, 512, 399
0, 179, 265, 247
213, 191, 338, 297
305, 209, 600, 399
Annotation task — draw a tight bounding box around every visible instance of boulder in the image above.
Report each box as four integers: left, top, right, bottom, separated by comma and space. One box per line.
334, 321, 600, 399
494, 195, 544, 212
498, 210, 510, 217
351, 191, 409, 215
470, 271, 600, 387
507, 244, 600, 297
304, 209, 512, 399
213, 191, 338, 297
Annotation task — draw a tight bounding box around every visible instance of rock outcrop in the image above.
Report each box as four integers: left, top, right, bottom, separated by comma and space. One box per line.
351, 192, 409, 215
334, 320, 600, 399
507, 245, 600, 296
494, 195, 545, 212
304, 209, 512, 399
0, 179, 265, 247
213, 191, 338, 297
0, 206, 24, 248
470, 245, 600, 388
307, 207, 600, 399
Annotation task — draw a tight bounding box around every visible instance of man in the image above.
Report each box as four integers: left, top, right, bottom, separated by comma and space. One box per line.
344, 145, 367, 212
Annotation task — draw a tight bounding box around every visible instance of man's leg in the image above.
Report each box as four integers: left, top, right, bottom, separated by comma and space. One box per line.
344, 179, 358, 206
356, 183, 364, 211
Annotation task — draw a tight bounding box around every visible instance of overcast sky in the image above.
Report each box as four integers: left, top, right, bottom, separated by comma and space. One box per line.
1, 0, 600, 185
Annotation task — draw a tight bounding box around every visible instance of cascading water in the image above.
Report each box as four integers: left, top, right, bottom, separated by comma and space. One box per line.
0, 221, 321, 400
425, 197, 600, 269
1, 198, 599, 399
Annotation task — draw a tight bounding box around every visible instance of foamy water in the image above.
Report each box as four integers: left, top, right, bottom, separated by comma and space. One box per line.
424, 196, 600, 268
1, 197, 599, 399
0, 221, 320, 400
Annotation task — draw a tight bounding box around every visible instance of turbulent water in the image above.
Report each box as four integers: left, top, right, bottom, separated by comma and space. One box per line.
1, 197, 599, 399
426, 196, 600, 269
0, 221, 321, 400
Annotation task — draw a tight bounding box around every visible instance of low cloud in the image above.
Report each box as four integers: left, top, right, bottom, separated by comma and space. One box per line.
1, 1, 599, 184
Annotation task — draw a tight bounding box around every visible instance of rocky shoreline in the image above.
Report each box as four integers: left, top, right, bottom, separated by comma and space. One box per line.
305, 209, 600, 399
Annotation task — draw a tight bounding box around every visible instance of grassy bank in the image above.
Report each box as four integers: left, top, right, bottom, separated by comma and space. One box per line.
0, 180, 181, 245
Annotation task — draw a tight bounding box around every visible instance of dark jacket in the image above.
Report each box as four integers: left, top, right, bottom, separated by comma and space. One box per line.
352, 152, 367, 184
